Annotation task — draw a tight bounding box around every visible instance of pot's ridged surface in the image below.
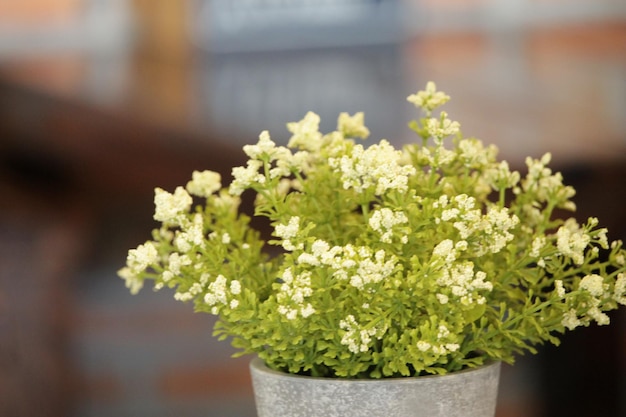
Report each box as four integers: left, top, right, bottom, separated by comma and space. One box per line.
250, 358, 501, 417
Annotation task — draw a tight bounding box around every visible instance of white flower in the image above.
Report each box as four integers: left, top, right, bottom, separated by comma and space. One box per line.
162, 271, 174, 283
174, 214, 205, 251
329, 140, 416, 195
174, 292, 193, 302
437, 324, 450, 339
436, 261, 492, 306
433, 195, 449, 209
554, 280, 566, 298
269, 150, 298, 179
587, 306, 610, 325
203, 275, 241, 314
416, 341, 431, 352
434, 146, 456, 166
230, 280, 241, 295
436, 293, 449, 304
337, 112, 370, 139
562, 309, 581, 330
530, 236, 545, 258
243, 130, 277, 159
416, 338, 459, 355
276, 268, 315, 320
275, 216, 300, 239
311, 239, 330, 257
174, 233, 190, 252
436, 194, 482, 240
277, 306, 298, 320
425, 113, 460, 143
458, 139, 497, 168
274, 216, 301, 251
300, 303, 316, 318
455, 240, 468, 252
579, 274, 605, 297
368, 208, 408, 243
593, 225, 609, 249
433, 239, 456, 264
230, 160, 265, 196
118, 267, 143, 295
441, 208, 460, 221
287, 111, 323, 151
126, 242, 159, 274
204, 275, 228, 306
556, 219, 590, 265
613, 273, 626, 305
339, 315, 383, 353
446, 343, 460, 352
522, 153, 575, 205
213, 190, 241, 211
483, 207, 519, 254
407, 81, 450, 112
485, 161, 520, 191
167, 252, 191, 275
525, 153, 553, 185
154, 186, 192, 223
186, 170, 221, 197
297, 253, 320, 266
356, 249, 396, 288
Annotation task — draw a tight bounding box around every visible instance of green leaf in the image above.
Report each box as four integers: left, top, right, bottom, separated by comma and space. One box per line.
465, 303, 486, 323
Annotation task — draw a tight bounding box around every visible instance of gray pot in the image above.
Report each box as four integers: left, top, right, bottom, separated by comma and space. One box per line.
250, 358, 501, 417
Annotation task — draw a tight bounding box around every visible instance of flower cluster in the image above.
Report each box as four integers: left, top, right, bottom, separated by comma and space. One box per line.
119, 82, 626, 378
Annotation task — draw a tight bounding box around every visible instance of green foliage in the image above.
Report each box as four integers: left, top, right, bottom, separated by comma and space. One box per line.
119, 82, 626, 378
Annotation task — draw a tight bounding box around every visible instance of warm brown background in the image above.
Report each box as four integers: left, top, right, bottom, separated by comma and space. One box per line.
1, 1, 625, 416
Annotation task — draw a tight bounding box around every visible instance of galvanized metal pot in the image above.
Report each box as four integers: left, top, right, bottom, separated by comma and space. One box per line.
250, 358, 501, 417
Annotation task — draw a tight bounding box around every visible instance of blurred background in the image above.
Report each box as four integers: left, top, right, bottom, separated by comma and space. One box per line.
1, 1, 625, 416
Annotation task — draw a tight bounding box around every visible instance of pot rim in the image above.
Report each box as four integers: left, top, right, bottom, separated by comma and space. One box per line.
250, 357, 501, 383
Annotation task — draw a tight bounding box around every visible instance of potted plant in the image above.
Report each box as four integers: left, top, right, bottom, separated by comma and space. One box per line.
119, 82, 626, 417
